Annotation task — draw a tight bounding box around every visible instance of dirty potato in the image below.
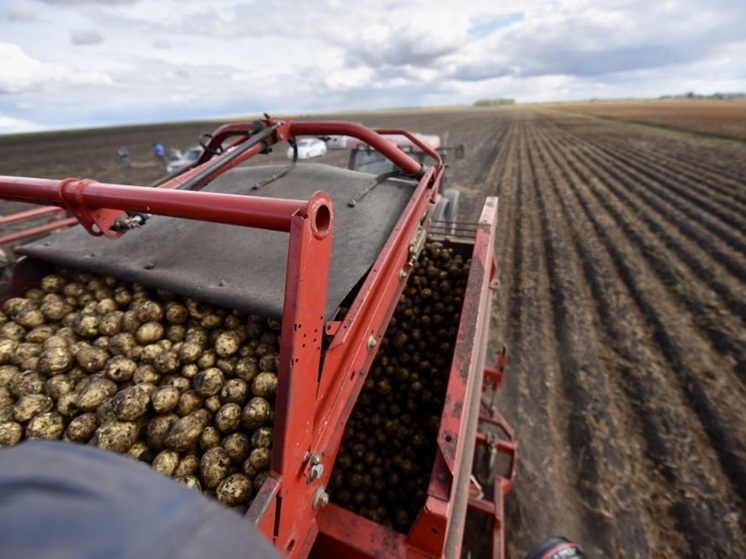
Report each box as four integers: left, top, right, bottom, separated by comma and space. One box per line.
112, 385, 151, 421
200, 447, 231, 489
151, 449, 180, 476
146, 413, 179, 451
25, 411, 65, 439
216, 473, 253, 506
77, 377, 118, 411
193, 368, 224, 397
214, 403, 242, 434
13, 393, 53, 422
164, 409, 211, 452
64, 412, 98, 443
151, 385, 180, 414
251, 372, 278, 398
91, 420, 140, 453
241, 397, 272, 430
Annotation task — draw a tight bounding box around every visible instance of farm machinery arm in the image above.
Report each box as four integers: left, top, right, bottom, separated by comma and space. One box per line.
0, 118, 518, 558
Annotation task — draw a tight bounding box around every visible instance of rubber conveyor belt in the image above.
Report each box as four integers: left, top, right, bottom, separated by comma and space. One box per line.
20, 163, 417, 320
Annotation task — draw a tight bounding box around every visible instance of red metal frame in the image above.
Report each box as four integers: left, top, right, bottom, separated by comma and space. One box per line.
0, 120, 508, 558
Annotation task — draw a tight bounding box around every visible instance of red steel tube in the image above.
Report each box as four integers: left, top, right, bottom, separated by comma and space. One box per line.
0, 217, 78, 246
0, 206, 66, 226
289, 121, 423, 177
0, 176, 308, 232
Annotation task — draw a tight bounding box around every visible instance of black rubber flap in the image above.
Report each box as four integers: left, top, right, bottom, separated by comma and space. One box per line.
20, 163, 416, 320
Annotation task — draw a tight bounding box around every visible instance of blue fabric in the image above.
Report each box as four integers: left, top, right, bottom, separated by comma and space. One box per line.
0, 441, 279, 559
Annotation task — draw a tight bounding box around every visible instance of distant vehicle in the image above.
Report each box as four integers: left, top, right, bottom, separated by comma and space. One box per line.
287, 138, 327, 160
325, 135, 349, 149
167, 146, 204, 173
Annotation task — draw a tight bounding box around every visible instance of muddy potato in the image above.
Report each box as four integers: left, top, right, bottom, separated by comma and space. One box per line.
99, 311, 124, 336
201, 313, 223, 330
242, 459, 257, 478
0, 365, 18, 387
0, 338, 17, 364
44, 374, 75, 400
216, 473, 253, 506
135, 300, 164, 323
251, 372, 278, 399
0, 387, 12, 409
64, 412, 98, 442
258, 354, 277, 373
95, 397, 118, 425
136, 321, 164, 345
25, 324, 56, 344
164, 409, 211, 452
234, 357, 259, 383
220, 378, 248, 405
201, 395, 219, 414
41, 274, 66, 294
11, 342, 43, 367
151, 385, 180, 414
215, 357, 236, 376
185, 327, 210, 348
127, 440, 156, 463
25, 411, 65, 439
251, 426, 273, 449
77, 377, 118, 411
1, 322, 26, 342
91, 420, 139, 453
165, 302, 188, 324
166, 325, 186, 343
176, 475, 202, 491
214, 330, 241, 357
104, 356, 137, 383
175, 390, 205, 417
153, 350, 179, 374
121, 311, 141, 335
0, 404, 12, 422
174, 454, 200, 477
13, 393, 54, 422
140, 344, 163, 364
220, 432, 250, 464
4, 297, 34, 317
152, 449, 180, 476
200, 447, 231, 489
56, 392, 80, 417
9, 371, 44, 399
196, 350, 217, 370
200, 425, 222, 451
248, 447, 271, 472
180, 363, 198, 379
38, 346, 74, 377
193, 367, 224, 397
241, 397, 272, 430
0, 421, 23, 446
114, 287, 133, 307
133, 364, 160, 385
108, 332, 137, 357
215, 403, 242, 434
112, 385, 151, 421
146, 413, 179, 450
177, 342, 201, 365
73, 313, 99, 338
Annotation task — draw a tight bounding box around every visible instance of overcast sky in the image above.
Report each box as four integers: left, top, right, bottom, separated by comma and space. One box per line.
0, 0, 744, 135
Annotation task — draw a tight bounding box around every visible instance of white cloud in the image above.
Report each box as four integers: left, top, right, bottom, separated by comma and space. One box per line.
71, 29, 104, 46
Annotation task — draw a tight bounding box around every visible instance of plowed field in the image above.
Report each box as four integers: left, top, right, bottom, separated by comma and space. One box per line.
1, 106, 745, 558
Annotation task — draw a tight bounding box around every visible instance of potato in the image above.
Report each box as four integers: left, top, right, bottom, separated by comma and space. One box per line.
251, 372, 277, 398
152, 450, 180, 476
215, 403, 242, 434
176, 475, 202, 491
165, 302, 189, 324
151, 385, 180, 414
95, 397, 118, 425
74, 344, 109, 373
133, 364, 160, 385
73, 313, 99, 338
258, 354, 278, 373
199, 425, 222, 452
215, 357, 236, 376
220, 378, 248, 405
38, 346, 74, 377
99, 311, 124, 336
180, 363, 198, 379
234, 357, 259, 383
216, 473, 253, 506
4, 297, 34, 317
0, 387, 12, 409
253, 471, 269, 492
251, 426, 273, 449
204, 395, 222, 414
91, 420, 139, 453
0, 365, 18, 387
9, 371, 44, 398
127, 440, 156, 463
196, 349, 217, 370
200, 447, 231, 489
174, 454, 200, 477
0, 421, 23, 446
136, 322, 164, 345
164, 409, 211, 452
185, 327, 209, 348
248, 447, 271, 472
108, 332, 137, 356
56, 392, 80, 417
153, 351, 179, 374
134, 300, 163, 323
193, 367, 224, 397
13, 393, 54, 422
114, 287, 133, 307
222, 432, 251, 464
214, 330, 241, 357
25, 324, 56, 344
0, 405, 13, 423
112, 385, 151, 421
40, 274, 66, 293
44, 374, 75, 400
121, 311, 141, 334
77, 377, 117, 411
104, 356, 137, 382
0, 322, 26, 342
177, 342, 202, 364
25, 411, 65, 439
146, 413, 179, 451
16, 309, 45, 329
64, 412, 98, 442
162, 375, 190, 393
11, 342, 42, 367
186, 299, 211, 320
166, 325, 186, 343
62, 282, 84, 298
0, 339, 17, 364
241, 397, 272, 431
242, 459, 257, 478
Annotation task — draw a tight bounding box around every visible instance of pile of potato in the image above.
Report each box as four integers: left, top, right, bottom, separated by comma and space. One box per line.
0, 269, 278, 511
329, 239, 470, 532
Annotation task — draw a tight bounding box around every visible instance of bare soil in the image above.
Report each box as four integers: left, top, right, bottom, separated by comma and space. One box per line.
1, 106, 745, 558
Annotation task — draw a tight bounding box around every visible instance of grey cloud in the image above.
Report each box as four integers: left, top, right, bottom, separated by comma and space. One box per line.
39, 0, 138, 5
71, 29, 104, 46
